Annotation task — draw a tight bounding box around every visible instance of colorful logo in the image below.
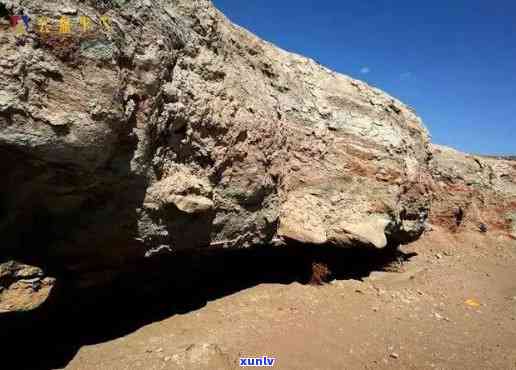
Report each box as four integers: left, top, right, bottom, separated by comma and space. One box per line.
9, 14, 112, 36
10, 15, 30, 35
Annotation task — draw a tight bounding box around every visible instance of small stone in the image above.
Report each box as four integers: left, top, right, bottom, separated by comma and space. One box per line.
61, 7, 77, 15
390, 352, 399, 359
435, 253, 443, 259
162, 83, 179, 102
156, 348, 163, 353
145, 245, 173, 258
49, 117, 71, 127
376, 288, 386, 296
164, 356, 171, 362
19, 278, 41, 284
465, 299, 481, 307
434, 312, 443, 320
167, 194, 214, 214
0, 92, 16, 112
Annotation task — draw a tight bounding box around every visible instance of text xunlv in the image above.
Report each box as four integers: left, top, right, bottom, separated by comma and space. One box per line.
240, 356, 276, 367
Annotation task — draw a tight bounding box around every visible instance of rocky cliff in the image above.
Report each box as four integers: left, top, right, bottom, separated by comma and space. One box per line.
0, 0, 514, 313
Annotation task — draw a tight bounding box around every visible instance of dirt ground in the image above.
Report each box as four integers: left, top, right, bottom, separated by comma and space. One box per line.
57, 228, 516, 370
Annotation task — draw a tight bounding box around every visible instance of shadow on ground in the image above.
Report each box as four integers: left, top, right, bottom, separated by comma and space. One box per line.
0, 244, 416, 369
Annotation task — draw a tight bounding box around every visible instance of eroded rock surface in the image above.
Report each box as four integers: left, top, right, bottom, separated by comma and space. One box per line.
0, 0, 514, 313
429, 145, 516, 238
0, 261, 55, 312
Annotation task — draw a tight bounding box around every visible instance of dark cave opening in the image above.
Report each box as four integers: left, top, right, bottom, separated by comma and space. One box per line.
0, 243, 415, 369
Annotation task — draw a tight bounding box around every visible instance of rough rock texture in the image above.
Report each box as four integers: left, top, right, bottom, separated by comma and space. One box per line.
0, 0, 514, 313
0, 261, 55, 312
429, 145, 516, 238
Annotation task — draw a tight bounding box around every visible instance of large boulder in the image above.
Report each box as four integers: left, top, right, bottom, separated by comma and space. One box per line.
1, 0, 513, 314
0, 0, 431, 287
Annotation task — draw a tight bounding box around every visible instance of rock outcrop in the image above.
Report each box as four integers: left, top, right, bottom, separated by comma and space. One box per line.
0, 0, 514, 313
428, 145, 516, 238
0, 261, 55, 312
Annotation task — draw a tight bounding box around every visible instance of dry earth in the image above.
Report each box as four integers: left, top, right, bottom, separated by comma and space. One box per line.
55, 229, 515, 370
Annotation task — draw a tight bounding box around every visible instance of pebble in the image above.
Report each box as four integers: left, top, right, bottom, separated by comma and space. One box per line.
61, 7, 77, 15
156, 348, 163, 353
435, 253, 443, 259
390, 352, 399, 359
164, 356, 171, 362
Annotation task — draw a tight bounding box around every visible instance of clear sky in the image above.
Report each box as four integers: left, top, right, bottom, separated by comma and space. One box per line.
213, 0, 515, 155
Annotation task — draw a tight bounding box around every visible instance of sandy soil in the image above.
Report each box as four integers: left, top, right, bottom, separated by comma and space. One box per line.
59, 229, 516, 370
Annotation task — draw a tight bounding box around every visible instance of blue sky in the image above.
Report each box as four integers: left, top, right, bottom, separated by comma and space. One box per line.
213, 0, 516, 155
